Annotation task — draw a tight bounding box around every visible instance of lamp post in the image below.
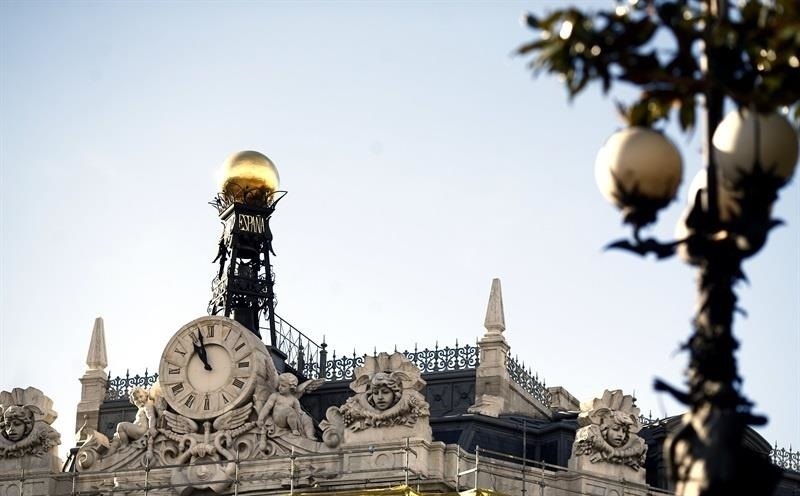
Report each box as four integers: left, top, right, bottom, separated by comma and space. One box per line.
519, 0, 799, 493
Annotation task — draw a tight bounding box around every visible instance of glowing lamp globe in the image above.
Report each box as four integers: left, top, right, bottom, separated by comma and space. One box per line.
595, 127, 683, 225
219, 150, 280, 202
712, 110, 799, 184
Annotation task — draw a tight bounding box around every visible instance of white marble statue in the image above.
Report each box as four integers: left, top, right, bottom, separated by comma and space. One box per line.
110, 386, 159, 452
257, 373, 324, 439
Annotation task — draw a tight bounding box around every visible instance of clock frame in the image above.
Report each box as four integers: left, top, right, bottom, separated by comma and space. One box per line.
158, 316, 267, 420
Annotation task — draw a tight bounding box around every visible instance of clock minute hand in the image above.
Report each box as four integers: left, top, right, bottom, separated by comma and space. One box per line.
193, 330, 213, 371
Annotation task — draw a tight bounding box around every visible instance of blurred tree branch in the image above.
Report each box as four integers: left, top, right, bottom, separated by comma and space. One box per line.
518, 0, 800, 130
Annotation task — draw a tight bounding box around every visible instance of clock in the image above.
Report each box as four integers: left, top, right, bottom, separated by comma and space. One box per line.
158, 316, 268, 420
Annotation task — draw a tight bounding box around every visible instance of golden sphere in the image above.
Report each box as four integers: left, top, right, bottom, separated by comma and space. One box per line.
219, 150, 280, 200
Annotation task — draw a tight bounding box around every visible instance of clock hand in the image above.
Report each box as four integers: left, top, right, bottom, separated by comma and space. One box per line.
193, 330, 213, 371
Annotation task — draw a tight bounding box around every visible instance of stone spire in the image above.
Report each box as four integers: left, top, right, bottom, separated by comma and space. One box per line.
86, 316, 107, 371
77, 317, 108, 434
483, 278, 505, 334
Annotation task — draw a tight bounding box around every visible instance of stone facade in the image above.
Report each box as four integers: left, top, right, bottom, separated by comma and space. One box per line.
1, 281, 796, 496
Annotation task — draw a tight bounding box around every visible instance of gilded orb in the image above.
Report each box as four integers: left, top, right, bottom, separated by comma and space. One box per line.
219, 150, 280, 201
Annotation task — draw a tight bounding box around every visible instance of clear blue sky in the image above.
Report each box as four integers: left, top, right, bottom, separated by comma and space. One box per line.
1, 1, 797, 457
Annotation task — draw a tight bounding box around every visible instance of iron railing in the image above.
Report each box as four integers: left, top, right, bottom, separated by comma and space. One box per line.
639, 413, 669, 428
266, 313, 323, 379
324, 341, 480, 381
506, 353, 551, 407
770, 444, 800, 473
105, 369, 159, 401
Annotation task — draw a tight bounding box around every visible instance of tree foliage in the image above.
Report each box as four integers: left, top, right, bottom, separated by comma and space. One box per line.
518, 0, 800, 130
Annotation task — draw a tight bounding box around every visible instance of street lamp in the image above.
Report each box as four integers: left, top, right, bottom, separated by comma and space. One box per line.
519, 0, 800, 494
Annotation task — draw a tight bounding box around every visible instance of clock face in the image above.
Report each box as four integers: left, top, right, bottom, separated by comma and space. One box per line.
158, 316, 266, 419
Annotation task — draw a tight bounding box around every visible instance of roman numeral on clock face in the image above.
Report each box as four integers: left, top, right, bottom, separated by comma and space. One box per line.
234, 342, 245, 352
204, 395, 210, 410
233, 378, 244, 389
168, 368, 180, 375
206, 325, 214, 338
172, 383, 184, 394
184, 395, 195, 408
238, 361, 249, 368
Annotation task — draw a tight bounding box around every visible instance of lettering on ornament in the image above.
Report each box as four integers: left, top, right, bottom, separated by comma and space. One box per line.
236, 214, 265, 234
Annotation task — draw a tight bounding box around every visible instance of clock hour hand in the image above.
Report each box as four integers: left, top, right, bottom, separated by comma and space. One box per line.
193, 330, 213, 371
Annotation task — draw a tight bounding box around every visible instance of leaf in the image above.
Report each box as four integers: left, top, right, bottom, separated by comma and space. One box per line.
524, 12, 540, 29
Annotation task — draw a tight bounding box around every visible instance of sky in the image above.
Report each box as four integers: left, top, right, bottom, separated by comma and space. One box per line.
1, 1, 797, 460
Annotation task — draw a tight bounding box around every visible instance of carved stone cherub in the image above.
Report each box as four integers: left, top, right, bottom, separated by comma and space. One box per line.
109, 386, 158, 452
571, 390, 647, 471
0, 387, 61, 459
257, 373, 324, 439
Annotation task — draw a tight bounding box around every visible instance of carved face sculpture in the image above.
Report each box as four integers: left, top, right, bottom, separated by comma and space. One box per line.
367, 373, 402, 411
602, 411, 632, 448
130, 387, 148, 408
2, 406, 33, 442
278, 373, 298, 395
605, 421, 627, 447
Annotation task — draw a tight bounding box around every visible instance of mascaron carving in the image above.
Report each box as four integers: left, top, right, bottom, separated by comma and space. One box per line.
322, 352, 431, 447
0, 387, 61, 459
572, 390, 647, 470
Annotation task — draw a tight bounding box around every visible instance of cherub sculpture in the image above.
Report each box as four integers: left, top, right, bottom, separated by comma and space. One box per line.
572, 390, 647, 470
0, 387, 61, 459
257, 373, 324, 439
109, 386, 157, 452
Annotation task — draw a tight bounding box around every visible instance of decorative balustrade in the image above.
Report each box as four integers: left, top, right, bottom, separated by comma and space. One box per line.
324, 341, 480, 381
506, 353, 551, 406
105, 369, 159, 401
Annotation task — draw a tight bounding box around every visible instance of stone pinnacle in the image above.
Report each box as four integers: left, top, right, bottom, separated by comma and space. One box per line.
484, 278, 506, 334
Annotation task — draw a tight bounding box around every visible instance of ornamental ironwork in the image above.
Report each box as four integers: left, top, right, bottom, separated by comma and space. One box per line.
639, 413, 668, 428
105, 370, 159, 401
771, 444, 800, 473
267, 313, 324, 379
402, 341, 479, 373
506, 353, 551, 406
323, 341, 479, 381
